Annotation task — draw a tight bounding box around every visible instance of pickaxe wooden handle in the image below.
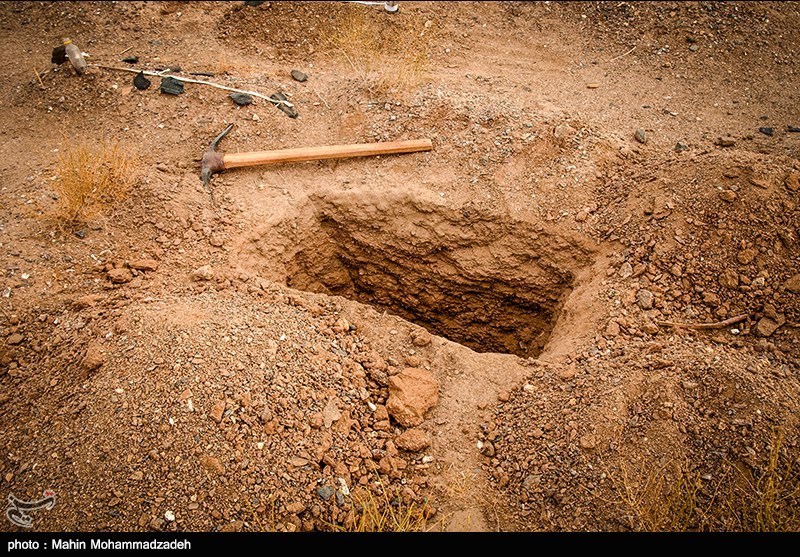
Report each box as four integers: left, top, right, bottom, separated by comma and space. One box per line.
201, 124, 432, 188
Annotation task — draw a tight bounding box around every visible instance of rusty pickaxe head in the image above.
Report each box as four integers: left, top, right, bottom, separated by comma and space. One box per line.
201, 123, 233, 189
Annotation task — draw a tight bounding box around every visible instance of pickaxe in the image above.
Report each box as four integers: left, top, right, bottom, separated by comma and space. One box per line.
200, 124, 432, 189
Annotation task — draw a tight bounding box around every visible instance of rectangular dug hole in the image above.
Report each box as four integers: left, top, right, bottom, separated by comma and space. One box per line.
253, 194, 593, 358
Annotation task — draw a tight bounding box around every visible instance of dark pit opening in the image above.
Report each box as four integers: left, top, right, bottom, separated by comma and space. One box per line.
245, 192, 592, 358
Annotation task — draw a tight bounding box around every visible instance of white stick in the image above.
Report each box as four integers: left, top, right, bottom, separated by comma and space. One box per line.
96, 65, 294, 108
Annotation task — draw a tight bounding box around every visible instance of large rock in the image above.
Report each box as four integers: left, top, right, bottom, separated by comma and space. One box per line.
386, 368, 438, 427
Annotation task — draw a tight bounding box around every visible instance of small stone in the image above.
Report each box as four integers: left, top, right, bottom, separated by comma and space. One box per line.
220, 520, 243, 532
719, 190, 737, 203
108, 268, 133, 283
758, 127, 774, 137
164, 511, 176, 522
481, 442, 496, 457
81, 342, 105, 372
208, 234, 225, 247
641, 318, 659, 335
749, 177, 770, 189
637, 289, 655, 310
755, 317, 780, 337
558, 365, 576, 381
531, 428, 543, 438
579, 434, 597, 449
604, 320, 620, 339
497, 391, 510, 402
240, 391, 252, 408
788, 125, 800, 133
199, 454, 225, 475
703, 292, 720, 307
716, 138, 736, 147
317, 485, 335, 501
689, 44, 699, 52
674, 141, 689, 152
719, 269, 739, 289
229, 92, 253, 106
6, 333, 23, 346
618, 262, 633, 279
395, 428, 431, 452
737, 249, 757, 265
522, 475, 539, 491
634, 128, 647, 144
191, 265, 214, 281
290, 456, 309, 467
586, 82, 600, 89
286, 502, 306, 514
290, 69, 308, 82
411, 330, 432, 347
209, 400, 225, 423
783, 274, 800, 293
322, 397, 342, 428
785, 172, 800, 192
122, 56, 139, 64
128, 259, 159, 271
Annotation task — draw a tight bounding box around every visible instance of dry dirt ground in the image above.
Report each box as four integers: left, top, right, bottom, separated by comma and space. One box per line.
1, 1, 799, 533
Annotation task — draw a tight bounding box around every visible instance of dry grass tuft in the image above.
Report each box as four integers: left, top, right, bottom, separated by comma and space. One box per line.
327, 7, 436, 98
606, 429, 800, 531
51, 140, 138, 225
331, 471, 430, 532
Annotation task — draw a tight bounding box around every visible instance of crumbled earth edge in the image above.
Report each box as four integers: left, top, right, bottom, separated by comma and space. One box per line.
0, 2, 798, 532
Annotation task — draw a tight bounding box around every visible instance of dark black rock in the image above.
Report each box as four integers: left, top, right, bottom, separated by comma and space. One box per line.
290, 69, 308, 82
160, 76, 184, 95
271, 92, 298, 118
229, 92, 253, 106
122, 56, 139, 64
788, 126, 800, 133
73, 229, 86, 239
675, 141, 689, 152
758, 127, 774, 137
51, 45, 67, 65
244, 1, 265, 5
133, 71, 151, 90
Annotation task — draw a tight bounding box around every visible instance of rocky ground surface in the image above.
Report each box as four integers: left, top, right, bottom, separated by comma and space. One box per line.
0, 1, 798, 532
